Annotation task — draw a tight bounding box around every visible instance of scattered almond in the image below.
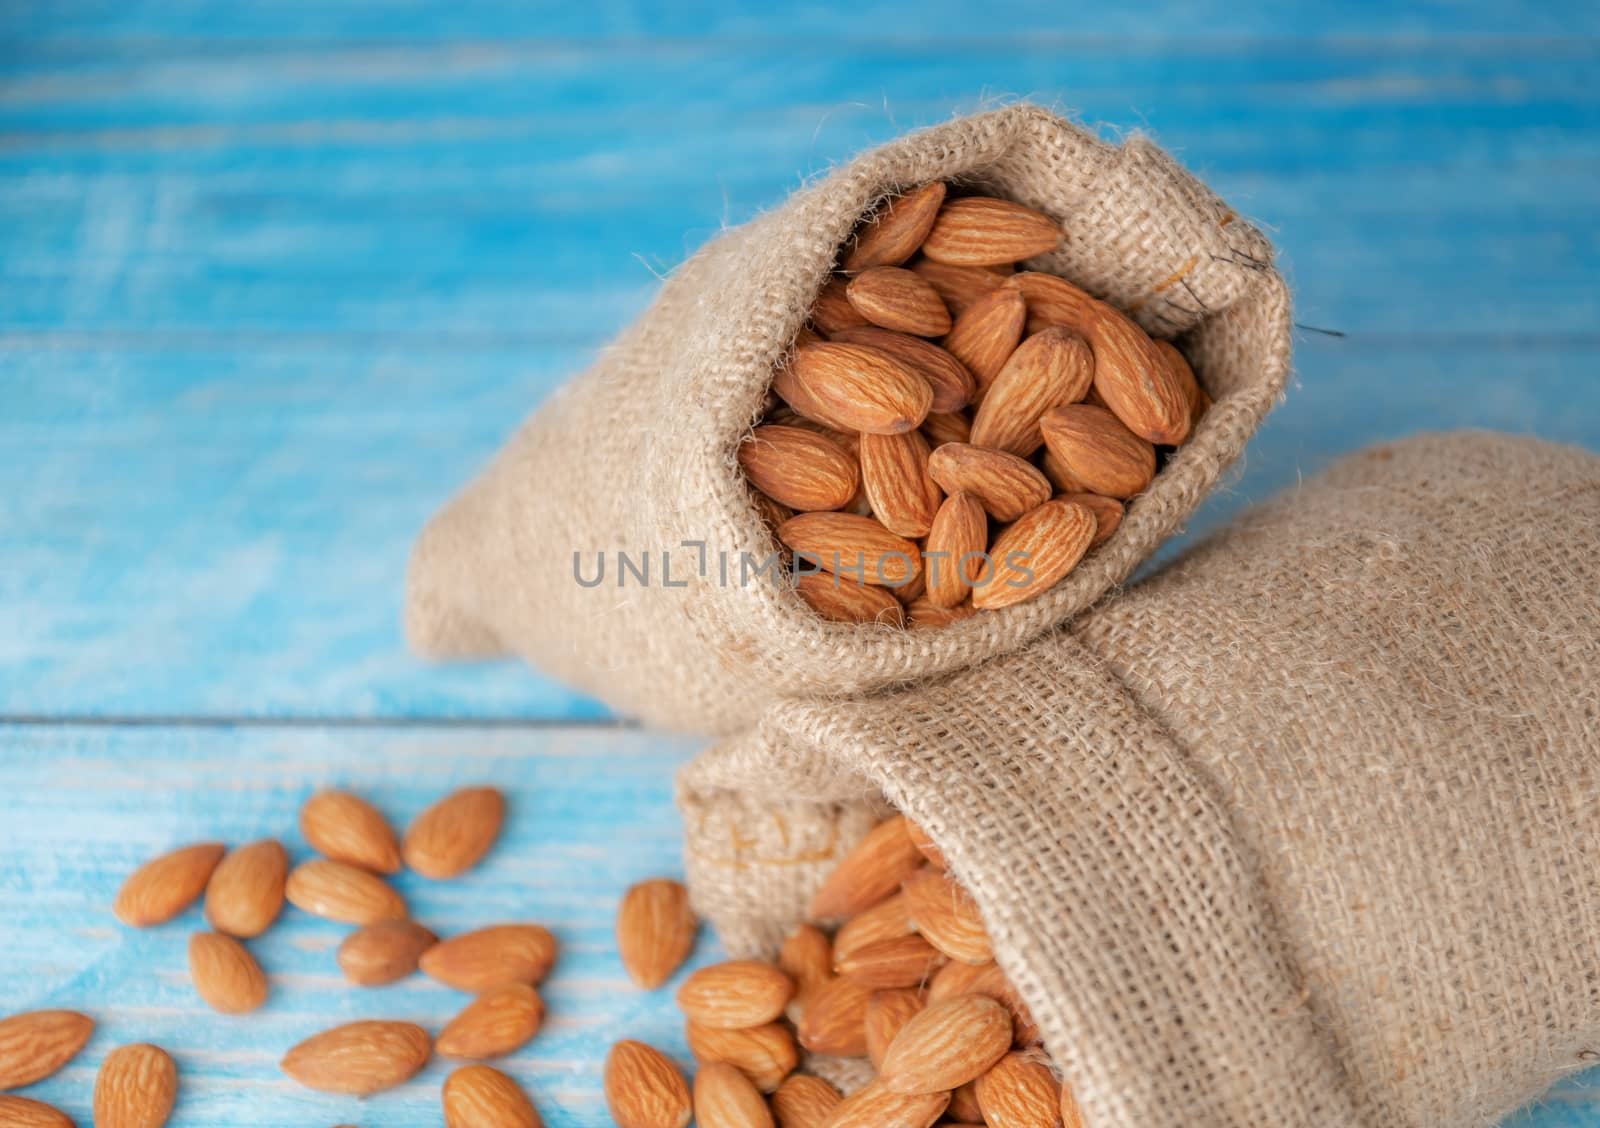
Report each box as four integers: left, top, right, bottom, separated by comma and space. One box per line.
443, 1064, 543, 1128
808, 816, 923, 921
878, 994, 1013, 1094
203, 838, 288, 938
693, 1060, 775, 1128
846, 267, 952, 337
604, 1040, 692, 1128
113, 842, 225, 928
187, 931, 268, 1015
676, 961, 795, 1030
93, 1043, 177, 1128
0, 1095, 73, 1127
281, 1021, 430, 1096
921, 197, 1061, 266
927, 443, 1051, 522
685, 1022, 798, 1093
298, 789, 402, 874
420, 924, 559, 993
771, 1073, 842, 1128
338, 919, 440, 986
284, 858, 406, 925
842, 182, 947, 272
0, 1009, 95, 1090
617, 878, 699, 990
403, 786, 506, 879
437, 983, 545, 1060
834, 934, 943, 990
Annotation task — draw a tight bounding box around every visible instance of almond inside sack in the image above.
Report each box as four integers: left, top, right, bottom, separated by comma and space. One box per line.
679, 432, 1600, 1128
406, 104, 1289, 734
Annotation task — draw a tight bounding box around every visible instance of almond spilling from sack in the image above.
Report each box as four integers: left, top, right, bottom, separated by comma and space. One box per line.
742, 182, 1206, 626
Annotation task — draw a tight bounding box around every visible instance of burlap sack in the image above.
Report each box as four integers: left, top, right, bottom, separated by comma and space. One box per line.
406, 103, 1289, 734
679, 431, 1600, 1128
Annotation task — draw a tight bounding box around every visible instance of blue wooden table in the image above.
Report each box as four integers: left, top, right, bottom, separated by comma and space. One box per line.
2, 2, 1597, 1124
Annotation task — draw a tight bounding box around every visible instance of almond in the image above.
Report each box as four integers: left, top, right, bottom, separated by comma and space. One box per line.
676, 961, 795, 1029
794, 574, 907, 628
1039, 448, 1087, 493
960, 964, 1042, 1046
775, 343, 933, 436
771, 1073, 842, 1128
605, 1040, 692, 1128
187, 931, 268, 1014
1039, 404, 1157, 500
864, 989, 927, 1071
0, 1095, 73, 1127
842, 182, 947, 272
203, 838, 287, 938
778, 513, 921, 588
298, 789, 402, 874
403, 786, 505, 879
949, 1079, 986, 1121
810, 277, 869, 336
941, 284, 1026, 395
443, 1064, 542, 1128
969, 327, 1093, 456
821, 1080, 949, 1128
1062, 1083, 1087, 1128
0, 1010, 94, 1089
906, 597, 976, 629
684, 1021, 797, 1093
420, 924, 559, 992
617, 878, 698, 990
437, 983, 544, 1060
693, 1061, 775, 1128
113, 842, 225, 928
859, 430, 943, 538
924, 492, 988, 608
284, 859, 406, 925
93, 1043, 177, 1128
927, 959, 996, 1002
902, 820, 947, 870
911, 259, 1012, 316
1155, 337, 1210, 429
927, 444, 1051, 523
878, 994, 1013, 1095
281, 1021, 429, 1096
975, 1051, 1061, 1128
921, 197, 1061, 266
740, 426, 860, 512
901, 869, 994, 965
832, 891, 913, 961
920, 410, 972, 449
827, 328, 974, 414
808, 816, 923, 920
971, 499, 1096, 612
338, 919, 439, 986
778, 924, 833, 999
845, 267, 952, 337
794, 975, 872, 1058
1060, 491, 1124, 548
835, 934, 943, 990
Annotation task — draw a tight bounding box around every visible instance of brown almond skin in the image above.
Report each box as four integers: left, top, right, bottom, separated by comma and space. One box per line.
808, 816, 923, 920
794, 975, 872, 1058
925, 491, 988, 608
927, 444, 1052, 523
809, 277, 868, 335
920, 410, 972, 450
676, 961, 795, 1030
443, 1064, 542, 1128
823, 1080, 949, 1128
1039, 404, 1157, 500
1039, 448, 1088, 493
921, 197, 1061, 266
605, 1040, 692, 1128
420, 924, 559, 992
1062, 1082, 1087, 1128
770, 1073, 841, 1128
204, 838, 288, 938
684, 1022, 797, 1094
778, 513, 922, 589
794, 575, 906, 628
942, 285, 1026, 395
298, 790, 402, 874
911, 259, 1012, 316
907, 597, 976, 629
903, 819, 948, 870
1061, 491, 1125, 548
338, 919, 439, 986
865, 989, 928, 1071
779, 925, 833, 998
948, 1079, 986, 1121
902, 869, 995, 965
437, 983, 544, 1060
187, 931, 268, 1014
0, 1010, 94, 1090
616, 878, 698, 991
0, 1095, 73, 1127
284, 859, 406, 925
879, 994, 1014, 1095
739, 426, 859, 513
828, 327, 974, 414
975, 1051, 1062, 1128
775, 343, 933, 436
846, 267, 952, 337
832, 890, 912, 961
281, 1021, 430, 1096
693, 1060, 775, 1128
972, 499, 1097, 613
835, 934, 944, 991
113, 843, 225, 928
927, 959, 995, 1001
94, 1043, 177, 1128
842, 182, 947, 272
403, 786, 505, 879
859, 430, 944, 538
969, 327, 1094, 456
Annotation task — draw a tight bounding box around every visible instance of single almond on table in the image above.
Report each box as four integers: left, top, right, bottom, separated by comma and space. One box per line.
810, 277, 869, 335
924, 491, 988, 608
942, 285, 1026, 394
1039, 404, 1157, 500
971, 499, 1097, 613
845, 267, 952, 337
605, 1040, 692, 1128
437, 982, 544, 1060
617, 878, 698, 991
203, 838, 288, 938
403, 786, 505, 879
832, 891, 913, 961
443, 1064, 542, 1128
676, 961, 795, 1030
842, 182, 947, 272
93, 1043, 177, 1128
907, 597, 976, 629
911, 258, 1012, 316
927, 443, 1051, 523
921, 197, 1061, 266
920, 409, 972, 449
0, 1095, 73, 1127
0, 1009, 95, 1089
969, 327, 1094, 456
281, 1021, 430, 1096
878, 994, 1014, 1095
794, 574, 907, 628
770, 1073, 842, 1128
685, 1021, 797, 1094
1061, 491, 1124, 547
187, 931, 268, 1014
778, 513, 922, 589
821, 1079, 949, 1128
859, 430, 943, 538
420, 924, 559, 992
113, 842, 225, 928
284, 859, 406, 925
338, 919, 439, 986
864, 989, 928, 1071
794, 975, 872, 1058
774, 343, 933, 436
901, 868, 995, 965
834, 934, 944, 990
903, 819, 947, 870
298, 789, 402, 874
975, 1051, 1062, 1128
808, 816, 923, 920
828, 327, 973, 414
740, 426, 860, 513
693, 1060, 775, 1128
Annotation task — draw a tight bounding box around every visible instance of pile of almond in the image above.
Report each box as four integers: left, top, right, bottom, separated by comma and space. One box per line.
742, 181, 1207, 628
608, 814, 1081, 1128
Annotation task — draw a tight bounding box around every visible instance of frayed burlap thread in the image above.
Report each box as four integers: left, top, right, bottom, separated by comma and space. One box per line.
406, 104, 1289, 734
680, 432, 1600, 1127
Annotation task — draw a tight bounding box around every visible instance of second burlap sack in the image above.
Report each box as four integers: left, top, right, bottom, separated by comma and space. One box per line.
680, 431, 1600, 1128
